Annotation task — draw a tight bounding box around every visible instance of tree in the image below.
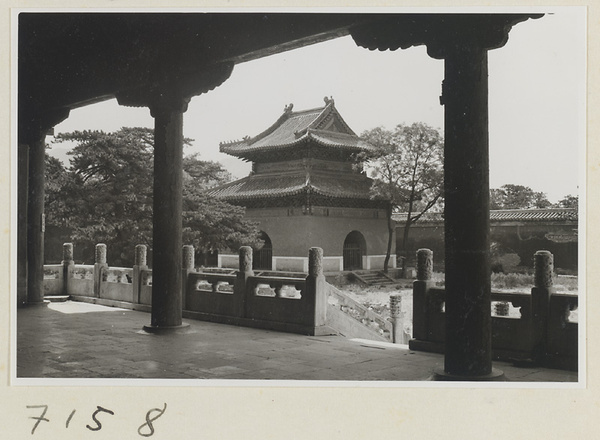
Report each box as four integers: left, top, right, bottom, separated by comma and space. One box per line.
556, 194, 578, 209
360, 122, 444, 272
45, 152, 70, 229
490, 184, 551, 209
44, 151, 74, 262
48, 127, 261, 266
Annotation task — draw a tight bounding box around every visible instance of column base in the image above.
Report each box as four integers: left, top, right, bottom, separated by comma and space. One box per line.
24, 300, 50, 307
429, 366, 507, 382
142, 323, 191, 334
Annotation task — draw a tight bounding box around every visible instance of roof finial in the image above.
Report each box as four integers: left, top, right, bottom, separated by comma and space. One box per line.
284, 103, 294, 113
324, 96, 334, 105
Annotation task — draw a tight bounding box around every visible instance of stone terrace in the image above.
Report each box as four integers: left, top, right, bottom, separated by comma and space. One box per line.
16, 301, 577, 382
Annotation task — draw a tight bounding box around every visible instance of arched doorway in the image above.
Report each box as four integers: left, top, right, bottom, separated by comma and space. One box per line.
343, 231, 366, 270
253, 231, 273, 270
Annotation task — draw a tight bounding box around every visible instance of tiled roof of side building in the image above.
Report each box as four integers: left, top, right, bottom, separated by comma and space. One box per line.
220, 99, 373, 157
207, 172, 382, 201
392, 208, 578, 223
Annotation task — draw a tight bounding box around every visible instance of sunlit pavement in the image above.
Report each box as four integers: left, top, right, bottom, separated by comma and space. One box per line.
16, 301, 578, 383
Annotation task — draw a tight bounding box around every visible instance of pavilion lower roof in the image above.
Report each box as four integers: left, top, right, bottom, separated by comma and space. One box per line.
207, 171, 381, 202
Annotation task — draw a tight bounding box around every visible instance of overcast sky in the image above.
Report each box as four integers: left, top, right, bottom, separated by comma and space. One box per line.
49, 8, 585, 203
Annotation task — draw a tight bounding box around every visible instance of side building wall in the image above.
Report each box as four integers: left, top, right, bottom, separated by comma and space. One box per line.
397, 220, 578, 271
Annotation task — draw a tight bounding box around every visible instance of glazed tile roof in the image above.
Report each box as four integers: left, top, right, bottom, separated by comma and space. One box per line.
392, 208, 578, 224
207, 172, 379, 201
220, 100, 374, 158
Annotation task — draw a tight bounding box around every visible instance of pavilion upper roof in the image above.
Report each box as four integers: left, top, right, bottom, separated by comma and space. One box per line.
220, 98, 374, 160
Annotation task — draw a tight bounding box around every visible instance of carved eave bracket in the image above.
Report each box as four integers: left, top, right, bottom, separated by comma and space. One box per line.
115, 62, 234, 114
18, 107, 71, 145
350, 14, 543, 59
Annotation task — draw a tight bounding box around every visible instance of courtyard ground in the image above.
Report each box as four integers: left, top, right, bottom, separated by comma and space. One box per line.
16, 301, 577, 382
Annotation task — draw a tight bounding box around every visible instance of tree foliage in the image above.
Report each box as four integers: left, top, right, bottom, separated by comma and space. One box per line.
46, 127, 261, 266
360, 122, 444, 270
556, 194, 578, 209
490, 184, 552, 210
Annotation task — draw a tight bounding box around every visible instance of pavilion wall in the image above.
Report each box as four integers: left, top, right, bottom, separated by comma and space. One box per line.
240, 206, 393, 272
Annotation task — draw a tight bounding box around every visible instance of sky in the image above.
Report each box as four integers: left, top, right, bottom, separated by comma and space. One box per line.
49, 8, 585, 203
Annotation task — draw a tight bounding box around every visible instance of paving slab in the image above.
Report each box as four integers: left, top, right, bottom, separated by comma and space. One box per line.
16, 301, 578, 383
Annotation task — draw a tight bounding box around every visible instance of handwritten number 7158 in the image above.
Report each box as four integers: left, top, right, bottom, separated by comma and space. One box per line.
27, 404, 167, 436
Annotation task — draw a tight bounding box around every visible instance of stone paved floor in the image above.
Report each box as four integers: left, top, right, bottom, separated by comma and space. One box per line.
16, 301, 578, 382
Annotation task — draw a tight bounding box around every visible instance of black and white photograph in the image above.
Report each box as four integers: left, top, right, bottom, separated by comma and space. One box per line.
4, 5, 595, 439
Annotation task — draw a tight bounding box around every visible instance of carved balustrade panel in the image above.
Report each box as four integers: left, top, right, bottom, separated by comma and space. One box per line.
490, 292, 531, 320
190, 273, 236, 295
249, 276, 305, 300
141, 270, 153, 286
43, 265, 61, 279
71, 265, 95, 280
104, 268, 133, 284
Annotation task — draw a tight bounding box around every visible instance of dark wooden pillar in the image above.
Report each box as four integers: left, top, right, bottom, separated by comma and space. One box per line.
145, 100, 187, 330
26, 134, 47, 305
19, 109, 70, 306
17, 144, 29, 307
350, 13, 540, 381
116, 63, 234, 333
437, 46, 502, 380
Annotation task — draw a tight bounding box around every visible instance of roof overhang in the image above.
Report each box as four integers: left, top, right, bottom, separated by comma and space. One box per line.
18, 12, 541, 137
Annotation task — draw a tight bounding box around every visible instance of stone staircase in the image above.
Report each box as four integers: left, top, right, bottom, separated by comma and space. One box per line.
351, 270, 397, 286
325, 283, 393, 342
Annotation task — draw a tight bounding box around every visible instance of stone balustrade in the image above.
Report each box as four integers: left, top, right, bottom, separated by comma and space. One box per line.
43, 243, 331, 336
409, 248, 578, 371
41, 243, 578, 359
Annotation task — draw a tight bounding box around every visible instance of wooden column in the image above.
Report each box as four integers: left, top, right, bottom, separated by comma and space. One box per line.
26, 135, 46, 305
17, 144, 29, 307
144, 99, 188, 330
114, 63, 234, 332
436, 46, 503, 380
19, 109, 69, 306
349, 13, 538, 381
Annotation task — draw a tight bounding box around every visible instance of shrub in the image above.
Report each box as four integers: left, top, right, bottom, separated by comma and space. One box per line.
491, 272, 533, 290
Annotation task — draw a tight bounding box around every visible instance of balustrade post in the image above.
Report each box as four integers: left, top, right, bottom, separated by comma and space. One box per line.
182, 245, 195, 310
236, 246, 254, 317
133, 244, 148, 304
307, 247, 327, 329
94, 243, 108, 298
412, 249, 434, 342
532, 250, 555, 364
62, 243, 74, 296
390, 293, 408, 344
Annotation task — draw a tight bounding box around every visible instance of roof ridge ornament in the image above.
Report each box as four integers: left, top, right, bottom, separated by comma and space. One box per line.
323, 96, 334, 106
284, 103, 294, 113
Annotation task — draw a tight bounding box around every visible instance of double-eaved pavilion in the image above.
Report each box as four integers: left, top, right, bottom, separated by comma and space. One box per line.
209, 98, 394, 273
